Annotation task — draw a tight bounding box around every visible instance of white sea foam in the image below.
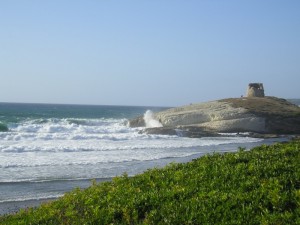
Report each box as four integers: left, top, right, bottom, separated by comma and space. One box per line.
0, 117, 261, 155
0, 194, 63, 204
0, 116, 265, 185
0, 136, 261, 168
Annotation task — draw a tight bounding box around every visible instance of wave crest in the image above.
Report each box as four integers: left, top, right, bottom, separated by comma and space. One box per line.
143, 110, 163, 128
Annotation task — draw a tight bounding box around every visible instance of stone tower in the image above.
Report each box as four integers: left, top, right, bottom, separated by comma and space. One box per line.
246, 83, 265, 97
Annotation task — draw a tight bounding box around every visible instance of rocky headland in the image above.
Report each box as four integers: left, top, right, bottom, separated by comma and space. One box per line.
129, 96, 300, 138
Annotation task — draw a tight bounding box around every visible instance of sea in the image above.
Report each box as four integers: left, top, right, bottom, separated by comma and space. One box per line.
0, 100, 299, 214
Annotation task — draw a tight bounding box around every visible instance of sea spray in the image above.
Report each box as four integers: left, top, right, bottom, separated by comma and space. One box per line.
143, 110, 163, 128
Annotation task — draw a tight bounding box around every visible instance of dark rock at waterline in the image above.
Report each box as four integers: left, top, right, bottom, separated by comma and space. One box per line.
139, 127, 178, 136
235, 132, 286, 139
178, 126, 221, 138
129, 116, 145, 127
140, 126, 220, 138
140, 127, 297, 139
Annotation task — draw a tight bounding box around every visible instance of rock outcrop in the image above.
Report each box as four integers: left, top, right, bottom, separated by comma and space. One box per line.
129, 97, 300, 137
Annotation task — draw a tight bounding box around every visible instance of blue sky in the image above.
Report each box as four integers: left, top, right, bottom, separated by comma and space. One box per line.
0, 1, 299, 106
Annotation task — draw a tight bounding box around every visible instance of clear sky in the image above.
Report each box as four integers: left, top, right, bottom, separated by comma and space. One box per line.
0, 0, 299, 106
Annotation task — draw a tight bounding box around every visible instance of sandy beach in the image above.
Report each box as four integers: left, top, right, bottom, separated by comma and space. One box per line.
0, 198, 56, 216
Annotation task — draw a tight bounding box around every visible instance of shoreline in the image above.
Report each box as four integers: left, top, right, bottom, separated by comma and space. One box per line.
0, 137, 292, 217
1, 138, 290, 216
1, 139, 298, 224
0, 177, 113, 216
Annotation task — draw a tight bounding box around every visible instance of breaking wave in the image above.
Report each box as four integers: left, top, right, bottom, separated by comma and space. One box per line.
144, 110, 163, 128
0, 195, 64, 204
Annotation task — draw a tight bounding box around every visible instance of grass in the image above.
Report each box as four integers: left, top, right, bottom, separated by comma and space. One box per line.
1, 140, 300, 224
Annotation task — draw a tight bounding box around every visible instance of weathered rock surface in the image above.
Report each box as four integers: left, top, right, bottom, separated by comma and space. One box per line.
129, 97, 300, 136
129, 116, 145, 127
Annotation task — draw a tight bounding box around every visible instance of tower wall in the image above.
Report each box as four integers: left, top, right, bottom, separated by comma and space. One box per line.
246, 83, 265, 97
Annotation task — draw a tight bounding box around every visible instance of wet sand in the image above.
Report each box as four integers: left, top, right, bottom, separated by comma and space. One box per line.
0, 198, 56, 216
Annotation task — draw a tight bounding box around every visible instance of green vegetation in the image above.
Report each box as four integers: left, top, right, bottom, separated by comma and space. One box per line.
1, 141, 300, 224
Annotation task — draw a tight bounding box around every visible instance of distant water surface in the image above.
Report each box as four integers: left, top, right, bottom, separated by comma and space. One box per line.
288, 99, 300, 107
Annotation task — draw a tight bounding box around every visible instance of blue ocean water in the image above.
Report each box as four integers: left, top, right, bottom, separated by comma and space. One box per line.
0, 101, 294, 214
